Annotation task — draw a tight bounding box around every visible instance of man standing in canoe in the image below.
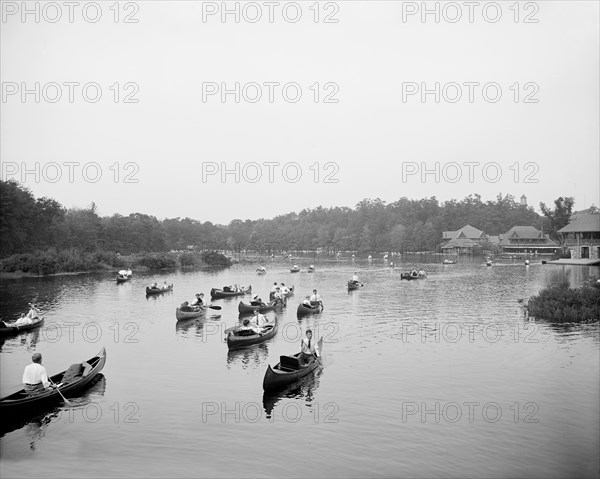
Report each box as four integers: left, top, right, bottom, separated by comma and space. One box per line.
299, 329, 320, 367
250, 309, 268, 328
23, 353, 56, 394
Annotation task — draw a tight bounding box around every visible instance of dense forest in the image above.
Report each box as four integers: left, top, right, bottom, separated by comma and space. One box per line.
0, 179, 576, 260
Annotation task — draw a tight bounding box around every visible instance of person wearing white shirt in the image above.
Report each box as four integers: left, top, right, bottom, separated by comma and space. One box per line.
351, 272, 360, 284
250, 309, 268, 328
299, 330, 320, 366
23, 353, 55, 394
309, 289, 322, 309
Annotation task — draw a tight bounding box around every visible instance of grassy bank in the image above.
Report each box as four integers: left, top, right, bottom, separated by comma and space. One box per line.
528, 274, 600, 323
0, 249, 232, 277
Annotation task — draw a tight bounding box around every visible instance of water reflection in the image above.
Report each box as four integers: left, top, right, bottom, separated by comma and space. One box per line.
0, 325, 42, 352
226, 343, 269, 369
262, 367, 322, 419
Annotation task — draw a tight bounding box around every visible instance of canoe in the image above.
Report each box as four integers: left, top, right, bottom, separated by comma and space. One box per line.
116, 275, 130, 283
297, 302, 323, 316
400, 272, 425, 280
238, 300, 281, 315
0, 347, 107, 416
146, 284, 173, 295
307, 267, 315, 273
442, 259, 457, 264
269, 286, 294, 300
256, 269, 267, 275
0, 316, 45, 337
210, 285, 252, 299
290, 267, 300, 273
347, 281, 361, 290
227, 317, 279, 350
175, 307, 206, 321
263, 337, 323, 391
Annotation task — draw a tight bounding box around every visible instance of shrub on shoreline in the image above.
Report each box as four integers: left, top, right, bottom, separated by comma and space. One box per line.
528, 274, 600, 323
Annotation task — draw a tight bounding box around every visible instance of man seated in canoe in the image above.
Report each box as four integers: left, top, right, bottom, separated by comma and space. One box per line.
162, 281, 171, 289
250, 295, 267, 307
280, 283, 289, 295
191, 293, 205, 307
150, 282, 159, 290
179, 301, 198, 312
270, 282, 279, 294
350, 272, 360, 285
23, 352, 57, 394
27, 302, 41, 319
411, 270, 418, 278
238, 318, 261, 336
250, 309, 268, 328
298, 329, 320, 367
272, 288, 286, 306
309, 289, 323, 309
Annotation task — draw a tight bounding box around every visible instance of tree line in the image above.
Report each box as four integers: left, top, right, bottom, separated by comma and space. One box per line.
0, 179, 577, 258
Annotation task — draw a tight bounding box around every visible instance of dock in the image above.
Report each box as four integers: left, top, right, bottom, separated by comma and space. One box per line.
547, 258, 600, 266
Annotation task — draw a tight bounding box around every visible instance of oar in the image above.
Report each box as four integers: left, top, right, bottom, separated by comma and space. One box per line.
49, 379, 72, 406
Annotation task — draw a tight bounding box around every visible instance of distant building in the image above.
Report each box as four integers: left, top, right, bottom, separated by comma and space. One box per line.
557, 213, 600, 260
520, 195, 527, 207
498, 226, 558, 254
441, 225, 488, 254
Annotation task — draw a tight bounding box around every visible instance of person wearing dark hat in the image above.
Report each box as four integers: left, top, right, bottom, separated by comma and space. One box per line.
23, 353, 56, 394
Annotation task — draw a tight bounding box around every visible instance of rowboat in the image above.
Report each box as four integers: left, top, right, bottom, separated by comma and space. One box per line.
146, 284, 173, 295
210, 285, 252, 299
263, 337, 323, 391
0, 347, 107, 416
297, 302, 323, 316
175, 307, 206, 321
227, 317, 278, 350
0, 316, 45, 337
347, 281, 361, 290
238, 300, 281, 315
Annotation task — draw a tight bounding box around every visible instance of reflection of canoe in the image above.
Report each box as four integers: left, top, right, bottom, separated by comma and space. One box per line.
146, 284, 173, 295
175, 307, 205, 321
0, 348, 107, 415
210, 285, 252, 299
238, 300, 280, 315
0, 316, 45, 336
263, 338, 323, 391
227, 317, 278, 350
297, 302, 323, 316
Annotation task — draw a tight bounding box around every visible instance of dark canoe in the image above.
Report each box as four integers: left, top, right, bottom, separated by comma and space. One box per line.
290, 267, 300, 273
0, 347, 107, 416
116, 274, 131, 283
256, 269, 267, 275
210, 285, 252, 299
0, 317, 45, 337
263, 338, 323, 391
227, 318, 278, 350
297, 302, 323, 317
307, 267, 315, 273
175, 307, 206, 321
238, 300, 281, 315
347, 281, 360, 290
146, 284, 173, 295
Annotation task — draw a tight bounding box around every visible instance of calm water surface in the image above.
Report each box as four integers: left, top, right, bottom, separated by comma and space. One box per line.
1, 260, 599, 478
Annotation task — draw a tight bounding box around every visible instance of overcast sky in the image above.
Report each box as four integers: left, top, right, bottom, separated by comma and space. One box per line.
1, 1, 598, 223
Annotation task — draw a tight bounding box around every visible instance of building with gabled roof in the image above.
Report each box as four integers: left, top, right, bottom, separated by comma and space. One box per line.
557, 213, 600, 260
441, 224, 488, 254
498, 226, 558, 254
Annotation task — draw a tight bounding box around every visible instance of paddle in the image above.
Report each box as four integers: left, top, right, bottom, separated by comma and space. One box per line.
49, 379, 72, 406
208, 305, 221, 310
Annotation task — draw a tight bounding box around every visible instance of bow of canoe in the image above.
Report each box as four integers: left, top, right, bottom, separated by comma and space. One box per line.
0, 316, 45, 337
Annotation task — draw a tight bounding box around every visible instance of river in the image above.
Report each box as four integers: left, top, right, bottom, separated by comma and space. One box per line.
1, 259, 598, 478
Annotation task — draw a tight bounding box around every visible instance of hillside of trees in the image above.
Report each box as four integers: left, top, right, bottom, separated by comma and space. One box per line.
1, 179, 571, 261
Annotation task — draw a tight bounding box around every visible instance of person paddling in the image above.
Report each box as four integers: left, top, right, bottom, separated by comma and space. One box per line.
23, 353, 56, 394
